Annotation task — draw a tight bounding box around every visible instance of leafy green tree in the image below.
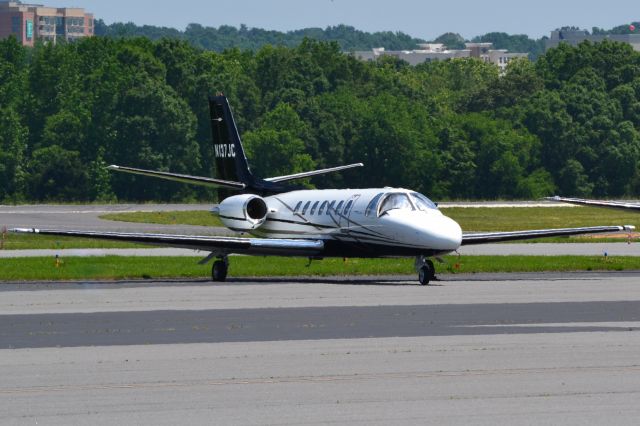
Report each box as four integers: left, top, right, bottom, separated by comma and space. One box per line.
0, 108, 28, 202
26, 145, 89, 201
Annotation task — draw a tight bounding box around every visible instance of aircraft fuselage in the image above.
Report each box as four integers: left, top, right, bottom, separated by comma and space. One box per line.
223, 188, 463, 258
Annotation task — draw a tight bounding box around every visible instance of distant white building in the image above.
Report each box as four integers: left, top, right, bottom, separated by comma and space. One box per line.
353, 42, 527, 71
546, 29, 640, 52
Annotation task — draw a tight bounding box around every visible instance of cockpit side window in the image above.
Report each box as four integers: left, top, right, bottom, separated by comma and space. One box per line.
379, 193, 414, 216
335, 201, 345, 215
302, 201, 311, 215
294, 201, 302, 213
365, 193, 384, 216
411, 192, 438, 211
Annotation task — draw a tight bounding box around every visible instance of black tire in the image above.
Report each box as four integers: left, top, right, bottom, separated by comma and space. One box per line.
425, 259, 435, 279
212, 260, 228, 282
418, 265, 430, 286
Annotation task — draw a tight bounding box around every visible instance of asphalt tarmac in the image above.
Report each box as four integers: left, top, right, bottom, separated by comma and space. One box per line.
1, 272, 640, 425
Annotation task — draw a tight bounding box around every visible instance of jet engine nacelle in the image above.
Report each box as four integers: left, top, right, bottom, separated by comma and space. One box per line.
217, 194, 269, 231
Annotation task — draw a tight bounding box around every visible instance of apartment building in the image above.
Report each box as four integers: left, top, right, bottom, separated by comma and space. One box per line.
0, 0, 94, 46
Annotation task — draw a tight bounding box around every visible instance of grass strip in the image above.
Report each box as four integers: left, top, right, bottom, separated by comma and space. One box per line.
1, 255, 639, 282
100, 210, 223, 227
443, 206, 640, 231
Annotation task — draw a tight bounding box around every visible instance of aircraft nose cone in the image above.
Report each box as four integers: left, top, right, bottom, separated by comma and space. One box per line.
432, 215, 462, 250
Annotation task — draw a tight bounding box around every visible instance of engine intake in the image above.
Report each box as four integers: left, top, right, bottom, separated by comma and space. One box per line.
217, 194, 269, 231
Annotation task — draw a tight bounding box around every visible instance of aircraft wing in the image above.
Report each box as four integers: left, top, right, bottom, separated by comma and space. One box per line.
546, 196, 640, 212
461, 225, 635, 245
107, 165, 246, 190
10, 228, 323, 257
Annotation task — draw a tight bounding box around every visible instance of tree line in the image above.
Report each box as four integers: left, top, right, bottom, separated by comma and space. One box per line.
1, 35, 639, 203
96, 20, 550, 57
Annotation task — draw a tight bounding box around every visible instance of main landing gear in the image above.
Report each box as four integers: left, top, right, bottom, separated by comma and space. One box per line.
212, 256, 229, 282
415, 256, 436, 286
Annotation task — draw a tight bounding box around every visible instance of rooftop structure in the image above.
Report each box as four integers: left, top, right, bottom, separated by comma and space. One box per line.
546, 29, 640, 52
354, 42, 528, 71
0, 0, 94, 46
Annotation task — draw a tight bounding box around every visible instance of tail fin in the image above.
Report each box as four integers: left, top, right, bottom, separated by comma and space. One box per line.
209, 95, 255, 188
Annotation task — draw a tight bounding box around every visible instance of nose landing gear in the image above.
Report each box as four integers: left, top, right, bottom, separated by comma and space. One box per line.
415, 256, 436, 285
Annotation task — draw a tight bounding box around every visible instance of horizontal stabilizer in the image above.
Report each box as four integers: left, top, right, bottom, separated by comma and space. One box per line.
545, 196, 640, 212
107, 165, 246, 190
462, 225, 635, 246
264, 163, 364, 183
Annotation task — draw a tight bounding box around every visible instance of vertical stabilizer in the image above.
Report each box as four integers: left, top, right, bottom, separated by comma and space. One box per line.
209, 95, 255, 190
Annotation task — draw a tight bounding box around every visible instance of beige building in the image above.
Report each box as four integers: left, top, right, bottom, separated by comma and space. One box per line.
546, 29, 640, 52
354, 42, 527, 71
0, 0, 94, 46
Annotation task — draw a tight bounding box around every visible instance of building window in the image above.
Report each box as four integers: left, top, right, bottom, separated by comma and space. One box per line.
25, 20, 33, 40
11, 17, 20, 34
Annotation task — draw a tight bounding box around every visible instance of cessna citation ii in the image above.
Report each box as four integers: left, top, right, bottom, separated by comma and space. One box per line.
11, 96, 635, 285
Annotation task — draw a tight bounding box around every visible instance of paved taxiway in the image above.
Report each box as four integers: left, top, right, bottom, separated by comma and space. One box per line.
1, 272, 639, 425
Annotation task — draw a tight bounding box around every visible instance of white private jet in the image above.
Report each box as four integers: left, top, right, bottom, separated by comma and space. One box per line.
11, 96, 635, 285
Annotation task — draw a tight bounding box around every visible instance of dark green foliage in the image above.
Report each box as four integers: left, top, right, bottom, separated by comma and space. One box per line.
1, 34, 640, 202
471, 32, 546, 59
95, 21, 425, 52
433, 33, 466, 50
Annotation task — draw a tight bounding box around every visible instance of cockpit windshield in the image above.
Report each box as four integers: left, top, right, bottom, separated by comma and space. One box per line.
411, 192, 438, 211
379, 193, 414, 216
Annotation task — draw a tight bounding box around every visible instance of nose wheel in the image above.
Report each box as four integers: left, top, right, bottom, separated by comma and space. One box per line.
212, 257, 229, 282
416, 256, 435, 286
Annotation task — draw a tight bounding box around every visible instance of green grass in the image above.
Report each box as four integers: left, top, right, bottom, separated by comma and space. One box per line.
443, 206, 639, 231
100, 210, 223, 227
1, 255, 639, 282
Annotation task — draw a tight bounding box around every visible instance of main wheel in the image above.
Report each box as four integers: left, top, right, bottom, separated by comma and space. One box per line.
418, 265, 431, 285
212, 260, 228, 282
418, 260, 435, 286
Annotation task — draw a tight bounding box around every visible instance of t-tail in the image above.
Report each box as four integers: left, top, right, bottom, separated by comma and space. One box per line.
107, 94, 364, 199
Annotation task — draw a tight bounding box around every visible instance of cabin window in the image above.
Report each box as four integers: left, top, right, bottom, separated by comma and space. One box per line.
365, 193, 384, 216
335, 201, 345, 215
318, 201, 328, 215
379, 193, 414, 216
326, 201, 336, 215
344, 200, 354, 216
411, 192, 438, 211
310, 201, 319, 215
294, 201, 303, 213
302, 201, 311, 215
